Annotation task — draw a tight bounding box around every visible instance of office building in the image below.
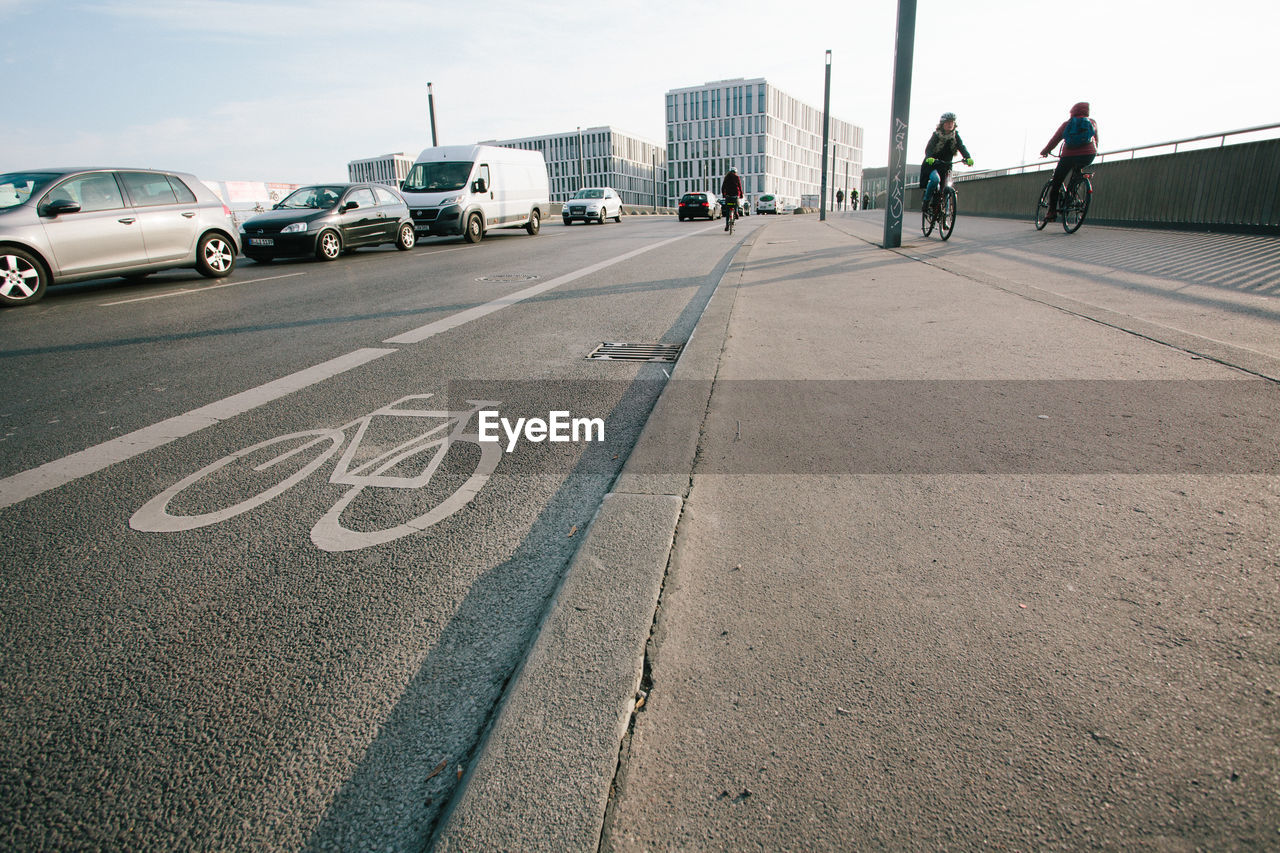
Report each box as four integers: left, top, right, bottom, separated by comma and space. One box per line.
861, 165, 921, 210
665, 77, 863, 209
347, 153, 414, 187
485, 127, 667, 206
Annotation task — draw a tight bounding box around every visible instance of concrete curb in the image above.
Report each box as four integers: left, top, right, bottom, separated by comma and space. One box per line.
430, 228, 762, 851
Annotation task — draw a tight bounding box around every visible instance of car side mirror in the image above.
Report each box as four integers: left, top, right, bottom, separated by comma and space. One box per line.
342, 201, 359, 211
43, 198, 82, 217
472, 179, 487, 194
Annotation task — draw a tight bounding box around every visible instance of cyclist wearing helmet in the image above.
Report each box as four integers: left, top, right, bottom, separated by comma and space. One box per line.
1039, 101, 1099, 223
920, 111, 974, 211
720, 166, 744, 232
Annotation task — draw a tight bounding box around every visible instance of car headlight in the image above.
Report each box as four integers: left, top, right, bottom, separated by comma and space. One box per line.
281, 222, 308, 233
439, 195, 461, 207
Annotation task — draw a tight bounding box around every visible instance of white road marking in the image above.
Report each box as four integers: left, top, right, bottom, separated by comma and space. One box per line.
3, 226, 709, 509
0, 348, 395, 510
384, 228, 709, 344
100, 272, 307, 305
412, 246, 474, 258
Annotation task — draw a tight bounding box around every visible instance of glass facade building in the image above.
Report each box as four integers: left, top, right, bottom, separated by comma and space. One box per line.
665, 78, 863, 209
485, 127, 667, 206
347, 153, 414, 188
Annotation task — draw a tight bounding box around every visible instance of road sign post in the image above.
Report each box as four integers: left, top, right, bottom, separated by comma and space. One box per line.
882, 0, 916, 248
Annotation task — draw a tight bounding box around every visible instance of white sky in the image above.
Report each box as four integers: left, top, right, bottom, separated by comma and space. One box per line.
5, 0, 1277, 185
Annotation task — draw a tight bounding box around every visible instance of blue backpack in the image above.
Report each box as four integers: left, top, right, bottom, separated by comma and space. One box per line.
1063, 116, 1094, 148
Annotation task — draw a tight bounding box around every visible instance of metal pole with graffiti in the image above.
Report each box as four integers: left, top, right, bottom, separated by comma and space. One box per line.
882, 0, 917, 248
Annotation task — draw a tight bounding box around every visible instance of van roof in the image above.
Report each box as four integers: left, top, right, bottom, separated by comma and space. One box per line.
413, 144, 545, 164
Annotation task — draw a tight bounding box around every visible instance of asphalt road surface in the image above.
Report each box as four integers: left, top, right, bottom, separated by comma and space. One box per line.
0, 214, 750, 850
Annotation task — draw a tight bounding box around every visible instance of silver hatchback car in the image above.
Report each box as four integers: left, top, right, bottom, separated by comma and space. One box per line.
0, 168, 240, 306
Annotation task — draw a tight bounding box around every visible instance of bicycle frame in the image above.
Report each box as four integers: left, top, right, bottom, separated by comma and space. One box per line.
131, 394, 504, 551
1035, 157, 1094, 233
924, 160, 963, 202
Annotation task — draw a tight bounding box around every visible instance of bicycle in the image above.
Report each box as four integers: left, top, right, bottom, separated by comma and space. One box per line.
1035, 163, 1094, 233
130, 394, 502, 552
722, 197, 740, 234
920, 160, 965, 241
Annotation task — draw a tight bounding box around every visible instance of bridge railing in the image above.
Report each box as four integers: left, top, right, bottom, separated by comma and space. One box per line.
955, 123, 1280, 181
931, 123, 1280, 234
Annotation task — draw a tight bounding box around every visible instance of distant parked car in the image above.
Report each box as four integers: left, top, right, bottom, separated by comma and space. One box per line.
0, 168, 239, 307
240, 183, 415, 262
678, 191, 720, 221
563, 187, 623, 225
757, 193, 779, 214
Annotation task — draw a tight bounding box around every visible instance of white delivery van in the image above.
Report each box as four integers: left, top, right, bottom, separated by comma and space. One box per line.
400, 144, 550, 243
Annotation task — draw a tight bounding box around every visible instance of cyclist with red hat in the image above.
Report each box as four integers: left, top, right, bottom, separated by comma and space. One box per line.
1040, 102, 1099, 223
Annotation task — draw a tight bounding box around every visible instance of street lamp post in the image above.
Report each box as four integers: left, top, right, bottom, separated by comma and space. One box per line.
653, 151, 659, 213
427, 82, 439, 147
820, 50, 832, 222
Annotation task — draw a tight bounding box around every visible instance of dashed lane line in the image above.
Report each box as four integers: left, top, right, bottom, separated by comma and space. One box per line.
100, 272, 307, 305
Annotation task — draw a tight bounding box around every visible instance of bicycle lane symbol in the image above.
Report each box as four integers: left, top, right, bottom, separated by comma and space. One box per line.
129, 394, 503, 552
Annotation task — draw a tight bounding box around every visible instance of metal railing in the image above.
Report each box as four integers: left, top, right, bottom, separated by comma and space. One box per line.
954, 122, 1280, 181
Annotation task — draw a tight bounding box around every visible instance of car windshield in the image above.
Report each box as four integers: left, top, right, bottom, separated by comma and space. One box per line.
0, 172, 60, 210
277, 186, 345, 209
402, 161, 473, 193
574, 189, 604, 199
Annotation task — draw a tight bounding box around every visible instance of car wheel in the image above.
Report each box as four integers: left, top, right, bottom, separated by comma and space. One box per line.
563, 217, 572, 226
614, 207, 622, 223
0, 248, 49, 307
463, 212, 483, 243
316, 230, 342, 261
525, 210, 541, 235
396, 222, 416, 250
196, 233, 236, 278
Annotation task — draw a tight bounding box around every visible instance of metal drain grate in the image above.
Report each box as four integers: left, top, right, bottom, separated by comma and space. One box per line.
475, 274, 540, 283
586, 342, 684, 363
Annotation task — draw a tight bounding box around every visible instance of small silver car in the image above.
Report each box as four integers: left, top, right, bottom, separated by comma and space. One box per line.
562, 187, 623, 225
0, 168, 239, 306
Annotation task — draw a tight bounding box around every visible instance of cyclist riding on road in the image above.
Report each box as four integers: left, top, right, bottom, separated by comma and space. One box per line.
721, 166, 744, 232
921, 112, 974, 211
1039, 101, 1099, 223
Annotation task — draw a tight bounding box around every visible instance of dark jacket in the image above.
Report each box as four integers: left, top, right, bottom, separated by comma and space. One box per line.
720, 172, 744, 198
919, 127, 972, 187
924, 130, 971, 164
1041, 102, 1099, 157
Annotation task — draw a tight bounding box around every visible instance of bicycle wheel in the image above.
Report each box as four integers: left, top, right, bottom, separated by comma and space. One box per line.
130, 429, 345, 532
921, 200, 935, 237
310, 431, 502, 552
727, 206, 735, 234
939, 189, 957, 241
1034, 181, 1052, 230
1063, 178, 1091, 233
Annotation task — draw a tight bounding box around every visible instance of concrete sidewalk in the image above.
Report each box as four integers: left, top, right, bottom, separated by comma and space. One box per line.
437, 216, 1280, 850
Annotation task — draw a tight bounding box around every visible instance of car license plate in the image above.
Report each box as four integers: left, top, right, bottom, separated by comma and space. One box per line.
248, 238, 274, 247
